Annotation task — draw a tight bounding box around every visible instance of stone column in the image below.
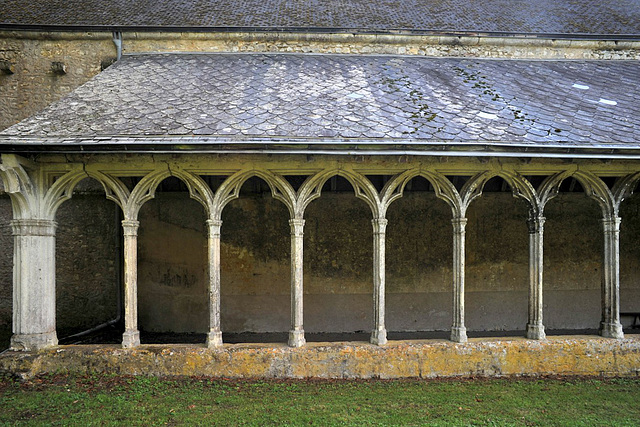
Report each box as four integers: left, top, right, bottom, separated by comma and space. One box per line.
371, 218, 388, 345
121, 220, 140, 348
451, 217, 468, 343
526, 215, 546, 340
288, 219, 306, 347
10, 219, 58, 351
206, 219, 224, 347
600, 216, 624, 339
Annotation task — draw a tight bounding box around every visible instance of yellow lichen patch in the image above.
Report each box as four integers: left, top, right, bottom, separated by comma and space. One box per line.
2, 336, 638, 379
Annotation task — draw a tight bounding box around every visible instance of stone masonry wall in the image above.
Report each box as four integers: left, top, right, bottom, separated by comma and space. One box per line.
0, 194, 12, 347
0, 31, 115, 130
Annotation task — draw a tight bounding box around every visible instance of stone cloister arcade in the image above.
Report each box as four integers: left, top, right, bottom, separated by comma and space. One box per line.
1, 153, 639, 352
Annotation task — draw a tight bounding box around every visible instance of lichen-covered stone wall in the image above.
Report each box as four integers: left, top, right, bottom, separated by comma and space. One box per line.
2, 337, 639, 379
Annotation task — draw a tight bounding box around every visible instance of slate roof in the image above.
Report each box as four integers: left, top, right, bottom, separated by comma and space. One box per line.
1, 53, 639, 155
1, 0, 640, 37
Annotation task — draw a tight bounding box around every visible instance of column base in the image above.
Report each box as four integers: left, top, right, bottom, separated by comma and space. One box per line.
526, 323, 546, 340
370, 328, 387, 345
450, 326, 467, 343
122, 330, 140, 348
288, 329, 306, 347
10, 331, 58, 351
599, 321, 624, 339
206, 330, 223, 348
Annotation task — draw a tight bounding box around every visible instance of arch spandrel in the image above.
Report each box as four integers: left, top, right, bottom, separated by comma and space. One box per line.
536, 171, 573, 213
570, 170, 616, 218
382, 169, 462, 218
211, 169, 297, 220
42, 168, 91, 219
296, 168, 383, 219
83, 171, 131, 211
612, 171, 640, 210
126, 167, 216, 220
0, 159, 36, 220
458, 171, 493, 217
459, 171, 543, 218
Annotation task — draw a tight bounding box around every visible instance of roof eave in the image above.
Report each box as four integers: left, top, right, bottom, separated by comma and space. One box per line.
1, 137, 639, 160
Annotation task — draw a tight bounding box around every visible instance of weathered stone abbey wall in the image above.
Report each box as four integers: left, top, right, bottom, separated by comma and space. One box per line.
0, 31, 115, 130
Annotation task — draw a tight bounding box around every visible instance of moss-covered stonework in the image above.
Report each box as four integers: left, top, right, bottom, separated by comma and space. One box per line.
1, 336, 638, 379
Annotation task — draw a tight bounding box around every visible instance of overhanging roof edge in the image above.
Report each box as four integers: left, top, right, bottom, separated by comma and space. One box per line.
2, 136, 640, 159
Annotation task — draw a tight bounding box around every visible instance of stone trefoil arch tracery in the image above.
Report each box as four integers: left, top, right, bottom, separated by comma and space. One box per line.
2, 153, 640, 351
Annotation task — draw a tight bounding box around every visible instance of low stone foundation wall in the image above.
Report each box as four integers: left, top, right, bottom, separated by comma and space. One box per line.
2, 335, 639, 379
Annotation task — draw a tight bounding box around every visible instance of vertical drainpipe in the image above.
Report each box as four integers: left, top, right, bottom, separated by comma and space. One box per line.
113, 31, 123, 61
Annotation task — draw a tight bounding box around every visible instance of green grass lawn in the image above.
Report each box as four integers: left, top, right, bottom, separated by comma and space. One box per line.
0, 374, 638, 425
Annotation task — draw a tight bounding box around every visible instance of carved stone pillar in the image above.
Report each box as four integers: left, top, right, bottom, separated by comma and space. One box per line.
371, 218, 388, 345
10, 219, 58, 351
451, 217, 468, 343
600, 216, 624, 339
526, 215, 546, 340
206, 219, 223, 347
288, 219, 305, 347
121, 219, 140, 348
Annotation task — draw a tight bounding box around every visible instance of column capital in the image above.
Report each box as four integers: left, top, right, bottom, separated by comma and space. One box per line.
527, 215, 546, 234
371, 217, 388, 234
206, 219, 223, 238
11, 219, 57, 236
602, 216, 621, 233
206, 219, 223, 228
451, 217, 467, 232
121, 219, 139, 236
289, 218, 305, 235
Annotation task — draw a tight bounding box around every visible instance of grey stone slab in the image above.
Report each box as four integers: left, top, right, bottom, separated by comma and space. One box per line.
1, 53, 639, 149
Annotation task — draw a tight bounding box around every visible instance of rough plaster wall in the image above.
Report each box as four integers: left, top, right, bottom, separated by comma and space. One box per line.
137, 193, 208, 333
134, 190, 640, 334
55, 192, 119, 336
465, 194, 530, 330
386, 193, 453, 331
543, 193, 603, 329
220, 193, 291, 332
0, 33, 115, 130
